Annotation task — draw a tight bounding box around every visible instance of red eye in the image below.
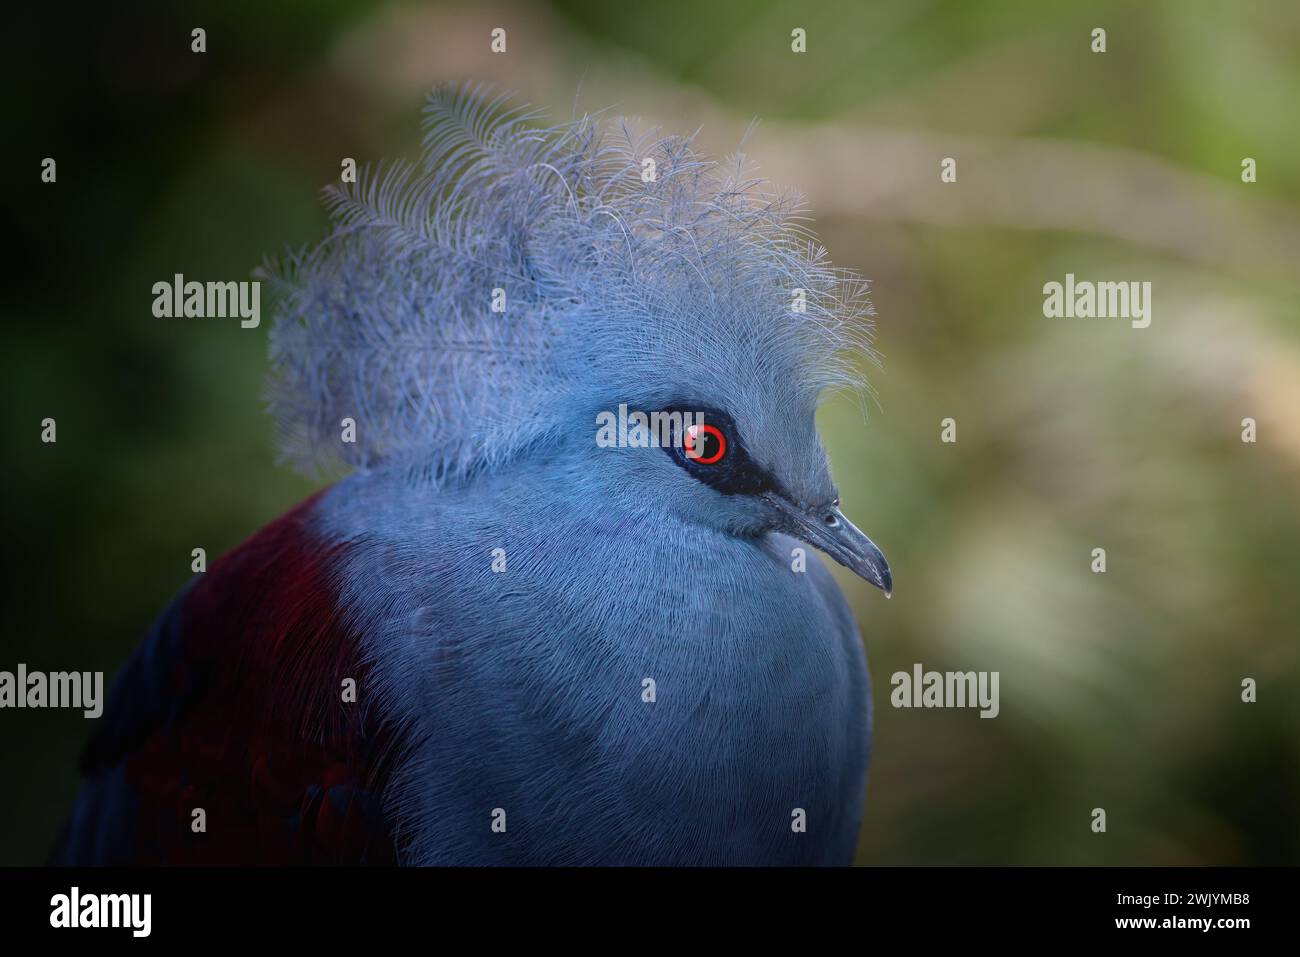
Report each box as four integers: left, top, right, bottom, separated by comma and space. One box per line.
684, 423, 726, 464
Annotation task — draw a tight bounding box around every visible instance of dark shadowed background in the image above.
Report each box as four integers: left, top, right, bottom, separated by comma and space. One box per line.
3, 0, 1298, 865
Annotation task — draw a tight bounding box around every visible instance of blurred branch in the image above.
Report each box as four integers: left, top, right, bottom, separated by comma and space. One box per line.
325, 1, 1300, 288
757, 127, 1300, 286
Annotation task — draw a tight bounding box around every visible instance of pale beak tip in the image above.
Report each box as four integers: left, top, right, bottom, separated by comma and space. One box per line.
877, 564, 893, 598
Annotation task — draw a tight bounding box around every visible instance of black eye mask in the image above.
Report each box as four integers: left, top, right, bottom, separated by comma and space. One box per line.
662, 405, 772, 497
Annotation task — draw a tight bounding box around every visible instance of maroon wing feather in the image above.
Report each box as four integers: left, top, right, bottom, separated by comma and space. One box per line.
55, 491, 399, 865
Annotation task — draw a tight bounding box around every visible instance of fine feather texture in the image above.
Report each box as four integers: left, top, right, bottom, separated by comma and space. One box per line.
54, 85, 879, 865
263, 82, 876, 483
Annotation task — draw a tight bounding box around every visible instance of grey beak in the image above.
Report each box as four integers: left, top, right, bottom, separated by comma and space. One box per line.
763, 493, 893, 597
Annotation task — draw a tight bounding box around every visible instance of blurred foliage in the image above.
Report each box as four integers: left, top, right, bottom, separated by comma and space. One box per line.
2, 0, 1296, 865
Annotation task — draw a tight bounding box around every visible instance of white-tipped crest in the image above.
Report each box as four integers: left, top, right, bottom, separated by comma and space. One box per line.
263, 83, 876, 483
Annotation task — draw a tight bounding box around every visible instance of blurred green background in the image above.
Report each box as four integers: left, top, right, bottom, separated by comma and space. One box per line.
4, 0, 1298, 865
